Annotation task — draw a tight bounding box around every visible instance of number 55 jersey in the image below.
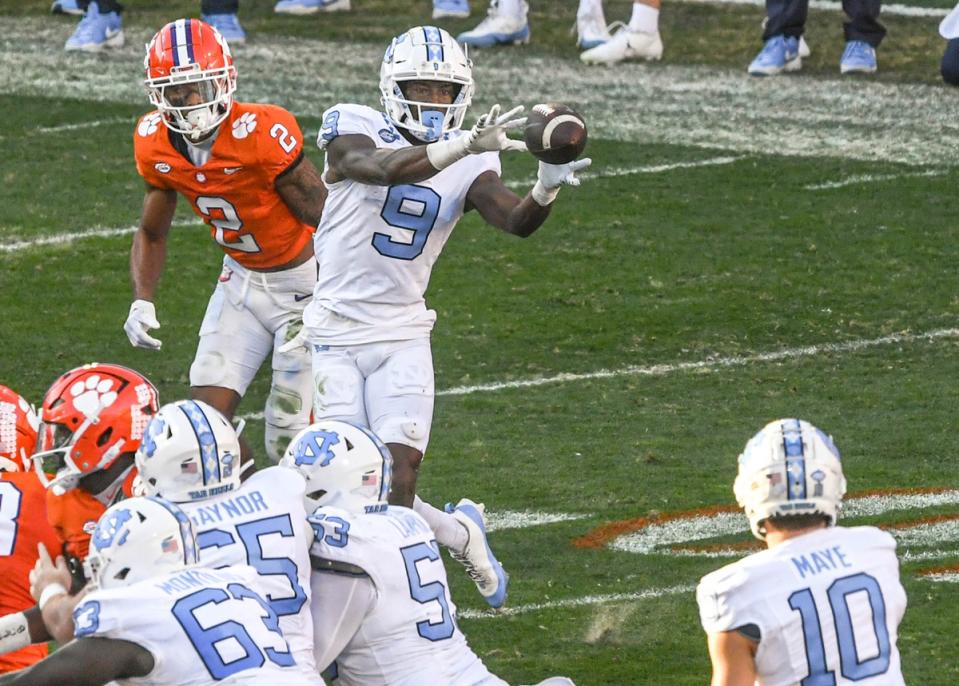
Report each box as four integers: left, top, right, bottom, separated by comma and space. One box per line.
72, 564, 320, 685
696, 525, 907, 686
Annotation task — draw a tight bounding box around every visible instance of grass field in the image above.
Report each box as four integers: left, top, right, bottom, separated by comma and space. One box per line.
2, 0, 959, 683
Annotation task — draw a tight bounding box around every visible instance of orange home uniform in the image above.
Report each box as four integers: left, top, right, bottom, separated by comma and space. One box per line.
0, 471, 60, 672
132, 101, 313, 270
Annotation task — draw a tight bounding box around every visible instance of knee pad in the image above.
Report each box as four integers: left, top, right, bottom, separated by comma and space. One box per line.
376, 415, 431, 453
264, 381, 312, 462
189, 351, 229, 388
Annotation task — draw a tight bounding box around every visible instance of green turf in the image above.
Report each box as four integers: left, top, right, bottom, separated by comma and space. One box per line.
3, 1, 959, 683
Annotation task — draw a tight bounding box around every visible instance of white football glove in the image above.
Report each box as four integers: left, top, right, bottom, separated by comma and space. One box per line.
532, 158, 593, 206
124, 299, 162, 350
426, 104, 527, 170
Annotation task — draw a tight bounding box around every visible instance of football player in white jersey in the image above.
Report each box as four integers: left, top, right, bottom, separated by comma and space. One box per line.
696, 419, 907, 686
280, 421, 575, 686
0, 496, 312, 685
287, 25, 589, 609
134, 399, 322, 685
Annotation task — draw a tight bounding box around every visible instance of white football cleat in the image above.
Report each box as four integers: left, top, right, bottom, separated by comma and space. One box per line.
575, 7, 611, 49
798, 35, 811, 58
457, 1, 530, 48
580, 24, 662, 64
446, 498, 508, 608
273, 0, 350, 14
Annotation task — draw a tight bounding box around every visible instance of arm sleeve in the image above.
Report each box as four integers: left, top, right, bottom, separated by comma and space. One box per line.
310, 572, 376, 673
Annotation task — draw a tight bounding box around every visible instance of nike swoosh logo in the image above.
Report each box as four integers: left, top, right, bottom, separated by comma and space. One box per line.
224, 167, 242, 174
294, 293, 311, 302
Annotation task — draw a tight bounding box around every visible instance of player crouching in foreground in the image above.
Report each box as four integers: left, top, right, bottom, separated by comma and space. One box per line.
134, 399, 322, 684
0, 496, 314, 686
280, 421, 575, 686
697, 419, 907, 686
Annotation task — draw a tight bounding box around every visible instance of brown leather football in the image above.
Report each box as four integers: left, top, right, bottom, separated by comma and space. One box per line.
524, 103, 588, 164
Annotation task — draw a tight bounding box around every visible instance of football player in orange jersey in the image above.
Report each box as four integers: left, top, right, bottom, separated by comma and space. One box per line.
0, 386, 60, 673
0, 364, 160, 653
124, 18, 327, 462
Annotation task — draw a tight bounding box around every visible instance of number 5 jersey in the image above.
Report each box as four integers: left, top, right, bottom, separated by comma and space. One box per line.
696, 525, 907, 686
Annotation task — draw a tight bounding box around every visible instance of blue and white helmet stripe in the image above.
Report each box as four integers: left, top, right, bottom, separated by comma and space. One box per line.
781, 418, 807, 500
423, 25, 445, 62
178, 400, 220, 487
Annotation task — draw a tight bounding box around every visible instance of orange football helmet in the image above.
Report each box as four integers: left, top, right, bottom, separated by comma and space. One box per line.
144, 18, 237, 140
0, 385, 39, 472
34, 364, 159, 494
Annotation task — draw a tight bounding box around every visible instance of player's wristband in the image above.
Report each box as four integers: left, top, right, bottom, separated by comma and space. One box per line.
38, 583, 68, 611
426, 137, 469, 171
0, 612, 30, 655
531, 180, 560, 207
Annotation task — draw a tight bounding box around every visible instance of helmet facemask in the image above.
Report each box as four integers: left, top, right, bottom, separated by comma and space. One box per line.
147, 67, 235, 141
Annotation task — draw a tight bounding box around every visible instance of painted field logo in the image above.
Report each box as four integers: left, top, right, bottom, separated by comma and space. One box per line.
574, 488, 959, 582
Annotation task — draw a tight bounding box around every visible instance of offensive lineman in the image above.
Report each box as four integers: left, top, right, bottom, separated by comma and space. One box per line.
696, 419, 907, 686
125, 18, 327, 461
289, 25, 590, 608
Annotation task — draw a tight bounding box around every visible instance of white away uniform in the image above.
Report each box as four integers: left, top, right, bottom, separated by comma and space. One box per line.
72, 565, 313, 685
309, 504, 507, 685
697, 526, 907, 686
302, 104, 501, 451
182, 467, 319, 682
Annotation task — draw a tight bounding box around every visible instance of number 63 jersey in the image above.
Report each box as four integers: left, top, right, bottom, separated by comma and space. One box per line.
72, 565, 318, 685
697, 525, 907, 686
133, 102, 314, 271
305, 103, 501, 346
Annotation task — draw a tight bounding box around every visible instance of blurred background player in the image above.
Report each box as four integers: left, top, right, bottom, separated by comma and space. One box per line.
282, 422, 575, 686
126, 18, 327, 462
274, 0, 351, 14
457, 0, 529, 47
696, 418, 907, 686
134, 399, 321, 684
746, 0, 883, 75
939, 3, 959, 85
577, 0, 663, 64
52, 0, 247, 50
289, 25, 588, 608
0, 497, 315, 686
0, 387, 60, 673
0, 364, 159, 655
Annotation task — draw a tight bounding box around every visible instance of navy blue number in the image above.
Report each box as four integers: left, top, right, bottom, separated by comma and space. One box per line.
197, 515, 307, 617
790, 572, 891, 684
828, 573, 891, 680
309, 513, 351, 548
374, 184, 441, 260
172, 586, 265, 680
400, 540, 454, 641
789, 588, 837, 686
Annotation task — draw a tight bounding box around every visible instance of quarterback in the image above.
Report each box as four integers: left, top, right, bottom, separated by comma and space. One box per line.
126, 18, 327, 461
697, 419, 907, 686
289, 25, 589, 608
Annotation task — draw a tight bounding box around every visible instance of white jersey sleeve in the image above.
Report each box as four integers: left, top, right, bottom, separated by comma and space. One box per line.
305, 103, 501, 345
181, 467, 316, 675
73, 565, 318, 686
697, 526, 907, 686
308, 505, 507, 686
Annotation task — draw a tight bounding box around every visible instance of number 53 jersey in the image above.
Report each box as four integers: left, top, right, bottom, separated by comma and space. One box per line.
133, 102, 314, 271
72, 565, 321, 685
697, 525, 907, 686
305, 104, 501, 346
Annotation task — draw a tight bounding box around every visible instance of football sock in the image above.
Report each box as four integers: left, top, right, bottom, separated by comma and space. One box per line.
496, 0, 525, 19
577, 0, 603, 15
629, 2, 659, 33
414, 496, 469, 552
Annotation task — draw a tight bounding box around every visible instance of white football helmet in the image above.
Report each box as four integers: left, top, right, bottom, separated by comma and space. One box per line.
135, 399, 242, 503
380, 26, 474, 142
734, 418, 847, 540
84, 496, 198, 589
279, 420, 392, 512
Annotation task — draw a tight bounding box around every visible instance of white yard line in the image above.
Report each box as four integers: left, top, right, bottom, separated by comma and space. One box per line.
1, 219, 204, 254
35, 117, 132, 133
804, 169, 948, 190
457, 584, 695, 620
504, 156, 744, 189
486, 511, 589, 532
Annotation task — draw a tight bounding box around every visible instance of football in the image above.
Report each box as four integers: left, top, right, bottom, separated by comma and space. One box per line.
524, 103, 588, 165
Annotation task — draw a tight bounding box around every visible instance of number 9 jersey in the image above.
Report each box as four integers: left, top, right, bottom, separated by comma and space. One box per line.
133, 102, 314, 271
697, 525, 907, 686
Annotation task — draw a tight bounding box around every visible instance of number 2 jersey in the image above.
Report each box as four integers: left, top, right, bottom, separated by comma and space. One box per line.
133, 102, 314, 271
179, 467, 317, 677
304, 104, 501, 345
696, 525, 907, 686
309, 504, 506, 686
72, 564, 317, 685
